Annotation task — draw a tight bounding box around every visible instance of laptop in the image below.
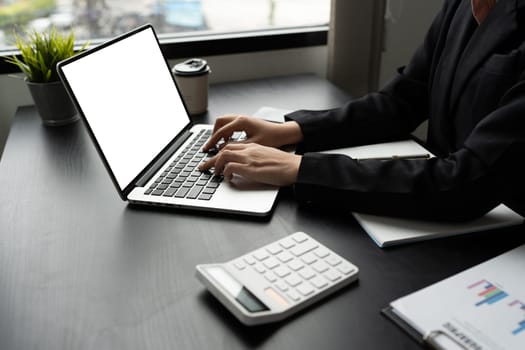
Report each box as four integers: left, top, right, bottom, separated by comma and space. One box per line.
57, 24, 279, 217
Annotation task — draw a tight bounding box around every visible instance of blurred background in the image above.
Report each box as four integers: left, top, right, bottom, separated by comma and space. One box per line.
0, 0, 330, 48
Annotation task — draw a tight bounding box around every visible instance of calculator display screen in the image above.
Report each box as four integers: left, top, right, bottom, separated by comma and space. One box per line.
207, 266, 269, 313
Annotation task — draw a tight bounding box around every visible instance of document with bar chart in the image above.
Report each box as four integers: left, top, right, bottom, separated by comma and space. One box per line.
387, 244, 525, 350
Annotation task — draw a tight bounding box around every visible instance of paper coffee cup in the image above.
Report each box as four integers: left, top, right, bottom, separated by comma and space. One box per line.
172, 58, 210, 115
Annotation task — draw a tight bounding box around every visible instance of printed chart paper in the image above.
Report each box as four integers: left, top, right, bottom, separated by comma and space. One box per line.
390, 244, 525, 350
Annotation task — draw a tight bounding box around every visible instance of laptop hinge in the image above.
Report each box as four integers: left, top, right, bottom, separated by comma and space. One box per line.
135, 129, 193, 188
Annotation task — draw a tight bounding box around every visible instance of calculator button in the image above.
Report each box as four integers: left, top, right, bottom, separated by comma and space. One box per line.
266, 244, 283, 255
288, 260, 305, 271
287, 290, 301, 302
243, 255, 256, 265
326, 255, 342, 267
324, 269, 342, 282
292, 232, 309, 243
301, 253, 318, 265
279, 238, 296, 249
297, 283, 315, 296
290, 241, 319, 257
311, 260, 329, 273
254, 264, 266, 274
285, 274, 303, 287
338, 263, 356, 275
311, 275, 329, 289
264, 271, 278, 283
274, 266, 291, 278
298, 267, 316, 280
264, 287, 289, 307
263, 257, 280, 270
233, 260, 246, 270
276, 251, 294, 263
253, 250, 270, 261
314, 247, 330, 259
275, 281, 289, 292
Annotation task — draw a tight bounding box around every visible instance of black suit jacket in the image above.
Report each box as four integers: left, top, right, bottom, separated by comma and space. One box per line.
286, 0, 525, 220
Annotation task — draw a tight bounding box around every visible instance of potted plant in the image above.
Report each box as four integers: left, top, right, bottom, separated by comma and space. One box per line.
5, 27, 88, 126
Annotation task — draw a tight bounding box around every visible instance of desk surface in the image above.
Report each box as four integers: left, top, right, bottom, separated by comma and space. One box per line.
1, 75, 524, 350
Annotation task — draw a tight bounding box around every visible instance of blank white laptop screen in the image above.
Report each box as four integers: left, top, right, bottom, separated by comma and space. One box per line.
60, 27, 189, 190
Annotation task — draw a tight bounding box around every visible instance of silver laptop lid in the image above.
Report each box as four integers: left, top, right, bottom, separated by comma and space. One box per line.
58, 25, 191, 198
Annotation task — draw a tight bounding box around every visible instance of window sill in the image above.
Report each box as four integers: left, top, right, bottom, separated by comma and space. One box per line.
0, 26, 328, 75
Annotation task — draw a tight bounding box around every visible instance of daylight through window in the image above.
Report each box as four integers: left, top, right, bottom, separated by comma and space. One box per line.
0, 0, 330, 50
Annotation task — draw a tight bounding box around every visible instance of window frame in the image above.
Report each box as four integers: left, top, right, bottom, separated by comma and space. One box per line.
0, 26, 328, 75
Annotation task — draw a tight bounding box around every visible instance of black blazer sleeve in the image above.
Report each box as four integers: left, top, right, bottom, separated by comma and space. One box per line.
285, 0, 453, 152
285, 0, 525, 221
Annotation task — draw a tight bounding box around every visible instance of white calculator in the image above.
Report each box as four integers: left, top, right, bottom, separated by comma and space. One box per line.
195, 232, 359, 325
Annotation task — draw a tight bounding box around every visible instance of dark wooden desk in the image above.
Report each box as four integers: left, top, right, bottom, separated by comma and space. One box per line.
1, 75, 524, 350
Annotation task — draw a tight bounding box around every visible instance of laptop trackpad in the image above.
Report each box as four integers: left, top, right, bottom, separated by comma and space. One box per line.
228, 174, 277, 191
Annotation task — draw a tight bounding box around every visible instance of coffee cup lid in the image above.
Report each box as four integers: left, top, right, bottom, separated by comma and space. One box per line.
173, 58, 210, 76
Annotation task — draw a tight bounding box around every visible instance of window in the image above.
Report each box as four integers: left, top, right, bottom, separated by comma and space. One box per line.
0, 0, 330, 50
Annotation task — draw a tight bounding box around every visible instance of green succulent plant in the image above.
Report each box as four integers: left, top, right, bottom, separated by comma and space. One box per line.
5, 27, 88, 83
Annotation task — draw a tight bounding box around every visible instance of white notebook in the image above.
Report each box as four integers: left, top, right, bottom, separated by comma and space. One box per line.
323, 140, 524, 248
387, 243, 525, 349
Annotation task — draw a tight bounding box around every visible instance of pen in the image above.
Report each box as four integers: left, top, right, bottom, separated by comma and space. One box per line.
356, 153, 431, 161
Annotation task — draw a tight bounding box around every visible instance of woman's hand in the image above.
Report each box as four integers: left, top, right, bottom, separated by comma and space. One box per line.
202, 115, 303, 152
199, 143, 302, 187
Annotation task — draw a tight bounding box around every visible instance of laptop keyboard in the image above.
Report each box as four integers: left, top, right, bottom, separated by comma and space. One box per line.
143, 129, 223, 201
